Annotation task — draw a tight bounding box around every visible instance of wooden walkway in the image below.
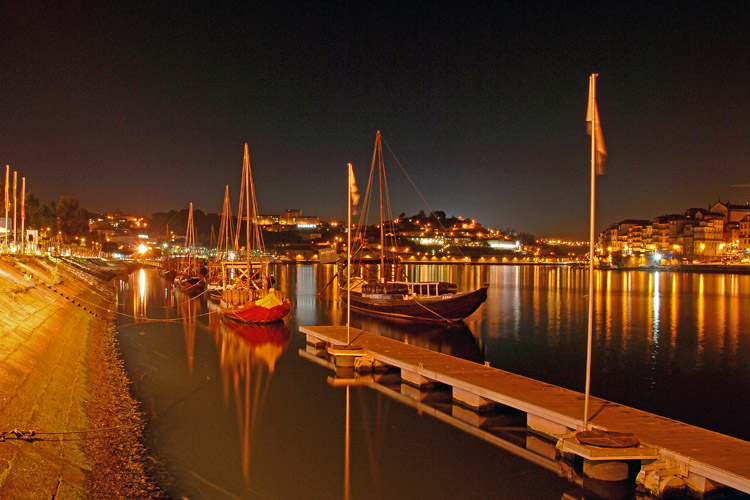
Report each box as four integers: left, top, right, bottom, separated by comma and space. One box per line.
300, 325, 750, 495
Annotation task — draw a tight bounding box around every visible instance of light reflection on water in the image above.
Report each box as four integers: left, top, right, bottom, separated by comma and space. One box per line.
115, 264, 750, 499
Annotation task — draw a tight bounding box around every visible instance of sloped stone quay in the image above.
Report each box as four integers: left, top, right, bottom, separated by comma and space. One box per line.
0, 256, 166, 499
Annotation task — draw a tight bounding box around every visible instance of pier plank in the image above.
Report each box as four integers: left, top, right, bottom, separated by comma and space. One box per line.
301, 325, 750, 493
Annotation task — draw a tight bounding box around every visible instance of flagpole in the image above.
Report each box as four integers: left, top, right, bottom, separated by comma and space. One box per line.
583, 73, 599, 430
347, 163, 353, 344
20, 177, 25, 255
4, 165, 8, 253
344, 385, 351, 500
13, 171, 17, 250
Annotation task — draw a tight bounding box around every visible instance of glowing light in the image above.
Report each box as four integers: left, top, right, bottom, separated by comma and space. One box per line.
138, 268, 146, 301
138, 244, 148, 254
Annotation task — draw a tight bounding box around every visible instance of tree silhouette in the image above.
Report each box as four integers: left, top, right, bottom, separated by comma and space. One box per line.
56, 196, 89, 242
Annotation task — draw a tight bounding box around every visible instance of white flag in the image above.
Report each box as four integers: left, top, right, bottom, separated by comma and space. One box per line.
348, 163, 360, 215
586, 74, 607, 174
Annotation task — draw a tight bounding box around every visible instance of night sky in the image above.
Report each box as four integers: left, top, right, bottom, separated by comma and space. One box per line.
1, 1, 748, 239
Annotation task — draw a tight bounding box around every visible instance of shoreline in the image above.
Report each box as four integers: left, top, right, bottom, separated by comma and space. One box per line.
0, 256, 166, 499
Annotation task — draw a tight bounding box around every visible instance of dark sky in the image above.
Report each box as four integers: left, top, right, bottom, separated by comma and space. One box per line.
1, 1, 748, 239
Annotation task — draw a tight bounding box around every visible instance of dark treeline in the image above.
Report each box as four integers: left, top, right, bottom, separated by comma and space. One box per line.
2, 188, 90, 243
150, 209, 222, 246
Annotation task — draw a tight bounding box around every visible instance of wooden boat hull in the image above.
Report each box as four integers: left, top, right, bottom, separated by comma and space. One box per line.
340, 286, 488, 322
158, 269, 177, 281
176, 277, 205, 295
207, 288, 223, 302
223, 298, 292, 323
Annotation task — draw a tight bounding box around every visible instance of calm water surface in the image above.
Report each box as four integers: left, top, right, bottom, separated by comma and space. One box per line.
115, 265, 750, 499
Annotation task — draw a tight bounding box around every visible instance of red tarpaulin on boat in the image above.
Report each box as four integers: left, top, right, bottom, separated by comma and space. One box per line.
224, 298, 292, 323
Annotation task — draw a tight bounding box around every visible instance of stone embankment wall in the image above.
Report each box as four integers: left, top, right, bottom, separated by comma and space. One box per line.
0, 256, 166, 499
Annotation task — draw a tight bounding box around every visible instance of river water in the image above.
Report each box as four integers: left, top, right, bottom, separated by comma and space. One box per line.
115, 264, 750, 500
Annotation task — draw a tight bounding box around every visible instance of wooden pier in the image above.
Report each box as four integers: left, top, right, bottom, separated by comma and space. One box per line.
300, 325, 750, 497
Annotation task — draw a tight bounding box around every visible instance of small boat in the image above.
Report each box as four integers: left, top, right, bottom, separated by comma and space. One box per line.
339, 131, 488, 323
206, 185, 237, 302
158, 267, 177, 281
339, 258, 487, 322
177, 276, 205, 295
219, 143, 292, 323
223, 289, 292, 323
174, 202, 206, 296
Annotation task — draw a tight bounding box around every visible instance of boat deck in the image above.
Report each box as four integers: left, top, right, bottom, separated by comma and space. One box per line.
299, 325, 750, 494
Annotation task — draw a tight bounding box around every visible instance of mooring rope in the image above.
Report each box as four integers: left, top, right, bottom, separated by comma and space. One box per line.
0, 423, 139, 442
115, 310, 217, 328
411, 296, 453, 323
42, 279, 220, 324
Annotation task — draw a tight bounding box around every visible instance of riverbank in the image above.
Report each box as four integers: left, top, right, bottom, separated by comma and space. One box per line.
0, 256, 166, 499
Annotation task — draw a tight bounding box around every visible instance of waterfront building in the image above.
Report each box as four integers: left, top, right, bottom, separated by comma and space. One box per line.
626, 222, 650, 253
599, 204, 750, 261
740, 215, 750, 251
650, 216, 674, 252
683, 215, 724, 259
252, 209, 320, 230
250, 210, 321, 241
598, 220, 651, 255
709, 200, 750, 224
725, 221, 740, 251
0, 219, 12, 246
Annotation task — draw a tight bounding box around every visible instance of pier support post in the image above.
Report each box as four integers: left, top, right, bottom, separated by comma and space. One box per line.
400, 384, 429, 402
327, 345, 366, 368
305, 334, 326, 349
452, 387, 492, 411
685, 472, 721, 499
527, 414, 570, 438
583, 459, 630, 482
451, 405, 490, 427
305, 343, 326, 358
401, 369, 433, 388
525, 434, 558, 461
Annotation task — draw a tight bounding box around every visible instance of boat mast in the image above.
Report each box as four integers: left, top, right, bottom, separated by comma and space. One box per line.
244, 143, 251, 287
185, 202, 194, 274
376, 131, 385, 278
217, 184, 234, 260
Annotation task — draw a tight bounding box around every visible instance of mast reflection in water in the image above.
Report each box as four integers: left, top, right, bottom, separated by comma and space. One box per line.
218, 319, 291, 480
115, 265, 750, 499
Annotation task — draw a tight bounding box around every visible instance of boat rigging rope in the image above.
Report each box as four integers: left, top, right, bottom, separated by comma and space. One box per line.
382, 138, 467, 259
411, 296, 453, 323
316, 272, 338, 296
345, 330, 365, 347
